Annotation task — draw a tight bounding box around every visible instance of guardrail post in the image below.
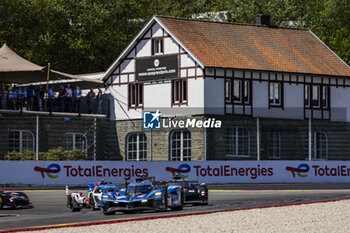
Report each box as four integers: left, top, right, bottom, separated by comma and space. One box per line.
36, 115, 39, 161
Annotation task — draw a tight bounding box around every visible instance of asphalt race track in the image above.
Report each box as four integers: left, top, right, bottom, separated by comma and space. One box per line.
1, 184, 350, 231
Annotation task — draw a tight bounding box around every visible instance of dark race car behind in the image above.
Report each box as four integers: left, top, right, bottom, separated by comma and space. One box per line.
0, 190, 33, 209
168, 178, 208, 205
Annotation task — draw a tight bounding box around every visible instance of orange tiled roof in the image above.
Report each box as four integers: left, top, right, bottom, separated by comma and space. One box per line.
157, 16, 350, 77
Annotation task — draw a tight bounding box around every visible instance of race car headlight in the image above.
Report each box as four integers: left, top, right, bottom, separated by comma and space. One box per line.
141, 199, 148, 203
154, 191, 162, 197
201, 191, 205, 195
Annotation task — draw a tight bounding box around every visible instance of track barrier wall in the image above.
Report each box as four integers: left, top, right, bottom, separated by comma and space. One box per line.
2, 161, 350, 185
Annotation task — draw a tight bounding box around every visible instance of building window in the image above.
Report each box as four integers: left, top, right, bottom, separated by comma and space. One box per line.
172, 79, 187, 105
226, 79, 250, 104
269, 131, 281, 159
225, 79, 231, 103
65, 133, 88, 152
305, 84, 329, 109
170, 130, 191, 161
233, 80, 241, 102
314, 131, 328, 160
322, 86, 328, 108
128, 84, 143, 108
226, 127, 250, 157
9, 130, 35, 152
305, 85, 311, 107
312, 85, 320, 107
126, 133, 147, 161
269, 82, 282, 107
152, 38, 163, 55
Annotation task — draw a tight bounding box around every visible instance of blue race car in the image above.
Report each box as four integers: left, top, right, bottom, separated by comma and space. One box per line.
100, 177, 184, 215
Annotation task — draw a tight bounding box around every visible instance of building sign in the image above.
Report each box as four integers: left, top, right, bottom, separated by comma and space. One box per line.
3, 161, 350, 185
136, 55, 178, 82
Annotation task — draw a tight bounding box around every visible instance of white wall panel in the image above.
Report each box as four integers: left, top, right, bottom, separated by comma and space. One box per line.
180, 54, 195, 68
188, 78, 204, 109
331, 86, 350, 122
136, 39, 151, 57
144, 82, 171, 108
204, 78, 224, 114
120, 59, 134, 73
252, 81, 268, 109
152, 23, 163, 37
188, 68, 195, 77
164, 37, 178, 54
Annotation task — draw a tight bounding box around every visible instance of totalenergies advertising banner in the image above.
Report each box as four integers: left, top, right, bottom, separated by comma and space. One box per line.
1, 161, 350, 185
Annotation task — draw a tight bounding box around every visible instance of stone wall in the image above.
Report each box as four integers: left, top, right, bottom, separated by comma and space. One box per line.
115, 116, 205, 161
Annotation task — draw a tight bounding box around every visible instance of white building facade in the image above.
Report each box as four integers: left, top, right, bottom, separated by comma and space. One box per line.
102, 16, 350, 162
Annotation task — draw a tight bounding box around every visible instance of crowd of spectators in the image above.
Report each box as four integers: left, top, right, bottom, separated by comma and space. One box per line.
0, 84, 103, 114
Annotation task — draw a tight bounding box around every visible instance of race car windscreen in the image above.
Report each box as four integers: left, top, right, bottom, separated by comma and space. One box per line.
101, 187, 118, 193
168, 181, 191, 188
127, 185, 152, 194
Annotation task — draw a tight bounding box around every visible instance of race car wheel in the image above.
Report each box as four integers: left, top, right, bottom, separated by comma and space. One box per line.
171, 192, 184, 211
0, 196, 3, 209
89, 194, 96, 210
201, 188, 209, 205
102, 204, 115, 215
68, 197, 81, 212
159, 191, 168, 212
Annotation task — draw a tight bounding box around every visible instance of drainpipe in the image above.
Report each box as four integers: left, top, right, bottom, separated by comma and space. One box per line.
308, 118, 312, 161
257, 117, 260, 161
204, 116, 207, 161
150, 129, 152, 161
94, 118, 97, 161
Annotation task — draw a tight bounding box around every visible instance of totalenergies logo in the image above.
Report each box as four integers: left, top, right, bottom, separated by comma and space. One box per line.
34, 164, 61, 179
285, 164, 310, 178
165, 164, 191, 178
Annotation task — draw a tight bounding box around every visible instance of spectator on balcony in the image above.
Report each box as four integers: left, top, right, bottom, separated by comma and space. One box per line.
35, 86, 44, 111
86, 88, 95, 114
18, 87, 27, 110
8, 86, 18, 110
26, 85, 35, 111
65, 84, 73, 112
58, 85, 66, 112
96, 86, 103, 114
74, 86, 82, 113
47, 86, 55, 113
1, 86, 8, 109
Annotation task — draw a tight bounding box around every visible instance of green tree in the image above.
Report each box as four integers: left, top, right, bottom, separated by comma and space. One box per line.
0, 0, 348, 74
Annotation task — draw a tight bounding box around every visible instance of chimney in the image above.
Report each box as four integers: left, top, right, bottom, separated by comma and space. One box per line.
256, 14, 270, 26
